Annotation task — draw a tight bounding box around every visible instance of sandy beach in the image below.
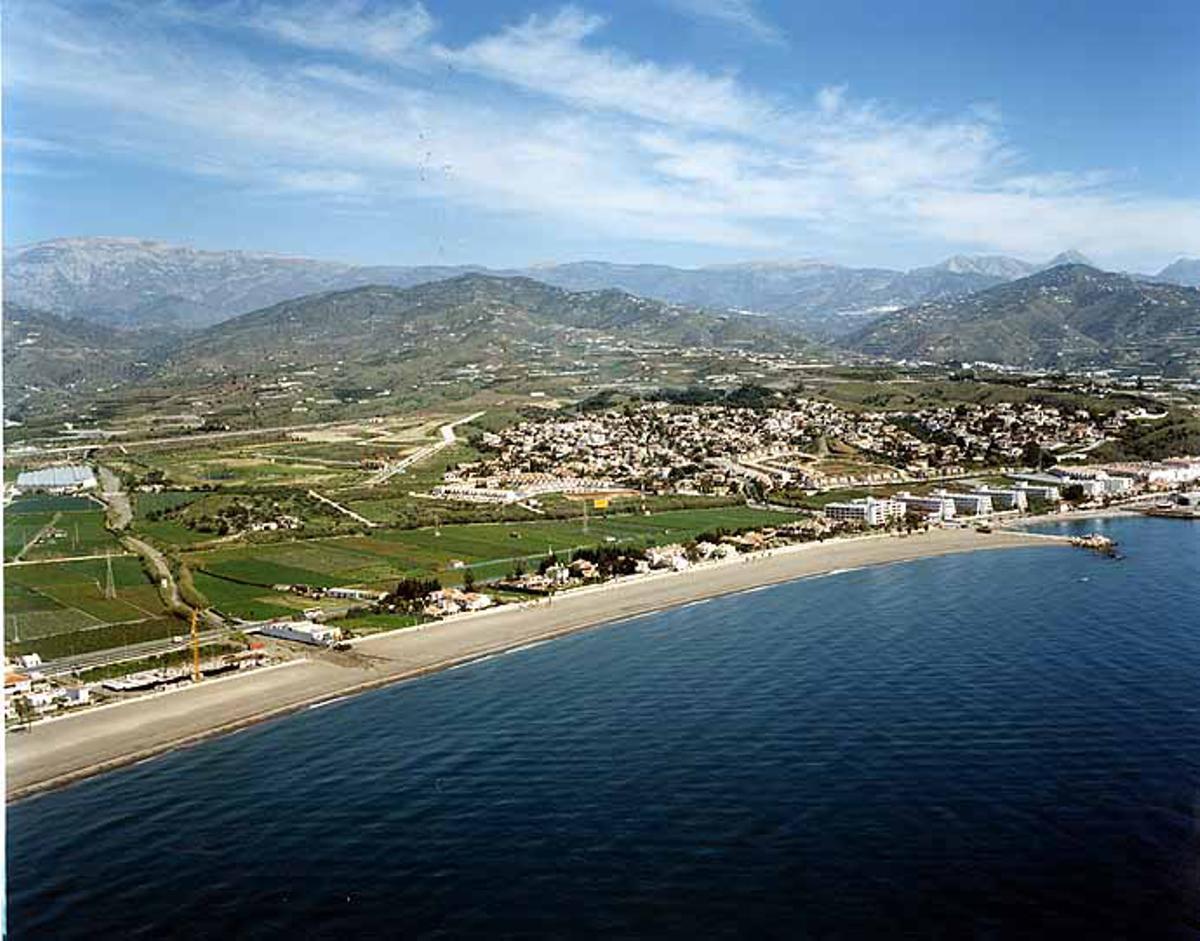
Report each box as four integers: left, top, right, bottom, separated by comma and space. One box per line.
6, 527, 1065, 801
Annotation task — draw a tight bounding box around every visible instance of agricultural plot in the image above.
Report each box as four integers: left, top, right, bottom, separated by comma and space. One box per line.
189, 572, 299, 622
5, 494, 121, 561
132, 490, 212, 545
4, 555, 181, 659
185, 504, 795, 600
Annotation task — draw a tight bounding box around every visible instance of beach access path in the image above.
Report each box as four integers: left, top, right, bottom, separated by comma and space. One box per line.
7, 527, 1064, 801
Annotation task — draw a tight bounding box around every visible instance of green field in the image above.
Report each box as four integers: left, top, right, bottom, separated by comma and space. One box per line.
190, 572, 300, 621
133, 490, 212, 545
4, 555, 181, 659
181, 504, 795, 617
5, 494, 121, 561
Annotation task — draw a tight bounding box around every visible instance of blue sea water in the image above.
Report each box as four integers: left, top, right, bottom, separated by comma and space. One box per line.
7, 517, 1200, 939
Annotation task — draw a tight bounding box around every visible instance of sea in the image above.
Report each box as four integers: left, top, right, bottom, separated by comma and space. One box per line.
7, 516, 1200, 939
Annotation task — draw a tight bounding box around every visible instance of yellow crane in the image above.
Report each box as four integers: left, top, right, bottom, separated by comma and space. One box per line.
190, 608, 201, 684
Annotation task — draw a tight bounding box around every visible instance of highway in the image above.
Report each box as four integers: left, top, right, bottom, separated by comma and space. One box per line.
38, 627, 235, 677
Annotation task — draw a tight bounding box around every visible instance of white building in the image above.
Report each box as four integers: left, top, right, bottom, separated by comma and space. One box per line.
15, 465, 97, 493
1052, 467, 1133, 495
823, 497, 906, 527
1013, 481, 1062, 502
894, 492, 957, 521
967, 486, 1028, 511
934, 490, 993, 516
257, 621, 342, 647
326, 587, 387, 602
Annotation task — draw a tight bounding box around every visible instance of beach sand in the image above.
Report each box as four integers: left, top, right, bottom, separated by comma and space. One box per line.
6, 527, 1064, 801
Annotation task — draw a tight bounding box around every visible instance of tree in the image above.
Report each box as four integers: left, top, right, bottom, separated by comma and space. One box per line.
13, 696, 34, 732
1062, 483, 1086, 504
462, 567, 476, 593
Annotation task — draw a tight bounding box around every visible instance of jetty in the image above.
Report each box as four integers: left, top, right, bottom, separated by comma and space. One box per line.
1068, 533, 1118, 556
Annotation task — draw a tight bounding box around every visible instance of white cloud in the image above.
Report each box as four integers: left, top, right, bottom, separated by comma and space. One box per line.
5, 0, 1200, 269
439, 8, 772, 133
296, 64, 392, 95
660, 0, 783, 45
238, 0, 435, 63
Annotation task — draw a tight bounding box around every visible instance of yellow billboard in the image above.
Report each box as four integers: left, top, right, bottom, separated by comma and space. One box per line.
593, 498, 609, 510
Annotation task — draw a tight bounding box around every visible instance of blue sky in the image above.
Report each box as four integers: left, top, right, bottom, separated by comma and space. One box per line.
4, 0, 1198, 270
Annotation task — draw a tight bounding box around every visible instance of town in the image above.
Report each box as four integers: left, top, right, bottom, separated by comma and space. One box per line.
429, 395, 1163, 503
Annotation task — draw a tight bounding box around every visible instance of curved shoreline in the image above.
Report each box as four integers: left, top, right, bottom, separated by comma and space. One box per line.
6, 528, 1066, 803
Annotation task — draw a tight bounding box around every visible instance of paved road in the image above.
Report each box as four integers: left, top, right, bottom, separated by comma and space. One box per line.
366, 411, 485, 487
39, 627, 234, 677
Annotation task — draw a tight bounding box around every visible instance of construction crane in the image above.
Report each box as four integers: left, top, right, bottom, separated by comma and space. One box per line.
190, 608, 201, 684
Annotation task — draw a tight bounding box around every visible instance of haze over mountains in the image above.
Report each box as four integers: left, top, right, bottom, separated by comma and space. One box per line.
849, 264, 1200, 376
8, 236, 1197, 338
5, 237, 1200, 415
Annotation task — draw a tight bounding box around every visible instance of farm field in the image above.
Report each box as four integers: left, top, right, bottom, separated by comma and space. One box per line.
5, 494, 122, 561
182, 504, 795, 618
4, 555, 181, 659
132, 490, 212, 546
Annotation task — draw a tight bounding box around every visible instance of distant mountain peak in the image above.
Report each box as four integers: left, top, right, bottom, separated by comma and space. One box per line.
847, 263, 1200, 374
1157, 257, 1200, 287
927, 254, 1035, 279
1041, 249, 1094, 269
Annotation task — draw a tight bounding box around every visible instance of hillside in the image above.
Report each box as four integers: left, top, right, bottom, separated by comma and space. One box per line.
524, 260, 1008, 336
2, 304, 171, 418
165, 274, 808, 373
846, 265, 1200, 375
1155, 258, 1200, 288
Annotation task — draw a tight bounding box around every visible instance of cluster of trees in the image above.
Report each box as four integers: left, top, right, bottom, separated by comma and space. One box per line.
1096, 412, 1200, 462
385, 576, 442, 612
571, 544, 647, 578
146, 491, 346, 535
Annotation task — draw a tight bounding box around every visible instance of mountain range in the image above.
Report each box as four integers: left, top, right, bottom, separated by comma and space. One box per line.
3, 274, 816, 420
2, 305, 171, 418
163, 273, 807, 375
848, 264, 1200, 375
9, 236, 1195, 337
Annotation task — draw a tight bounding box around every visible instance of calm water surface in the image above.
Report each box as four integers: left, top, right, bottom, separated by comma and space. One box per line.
8, 517, 1200, 939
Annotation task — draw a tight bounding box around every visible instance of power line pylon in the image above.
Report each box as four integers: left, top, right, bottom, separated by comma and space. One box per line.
104, 551, 117, 600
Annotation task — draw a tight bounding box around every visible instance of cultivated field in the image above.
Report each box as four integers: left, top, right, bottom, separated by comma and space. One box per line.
181, 504, 793, 618
4, 555, 181, 659
5, 494, 122, 562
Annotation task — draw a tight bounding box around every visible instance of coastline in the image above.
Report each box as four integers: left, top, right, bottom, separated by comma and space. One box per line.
1000, 506, 1142, 527
6, 527, 1066, 803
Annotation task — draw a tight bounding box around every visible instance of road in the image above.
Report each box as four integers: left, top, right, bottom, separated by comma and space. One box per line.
12, 512, 63, 561
366, 411, 485, 487
97, 466, 132, 531
39, 627, 233, 677
24, 417, 390, 455
306, 489, 378, 528
92, 466, 225, 631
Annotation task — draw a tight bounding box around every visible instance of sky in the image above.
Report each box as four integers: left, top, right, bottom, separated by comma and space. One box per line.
4, 0, 1199, 271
